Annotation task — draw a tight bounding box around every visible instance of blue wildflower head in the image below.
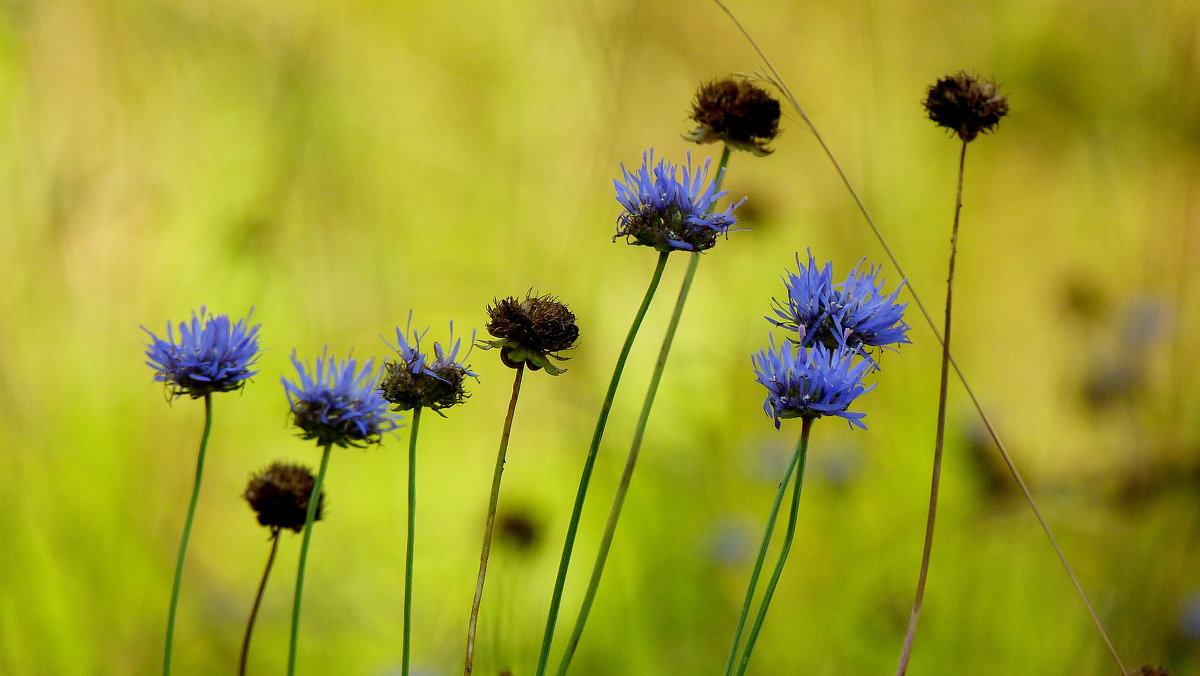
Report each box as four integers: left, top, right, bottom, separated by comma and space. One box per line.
380, 313, 479, 414
752, 337, 875, 430
479, 292, 578, 375
283, 349, 401, 448
143, 307, 262, 399
613, 149, 745, 253
769, 251, 910, 361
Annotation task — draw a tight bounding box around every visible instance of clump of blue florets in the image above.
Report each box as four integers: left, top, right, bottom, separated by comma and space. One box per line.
768, 250, 910, 362
752, 335, 876, 429
283, 349, 401, 448
613, 149, 745, 253
143, 307, 262, 399
753, 251, 911, 429
380, 314, 478, 414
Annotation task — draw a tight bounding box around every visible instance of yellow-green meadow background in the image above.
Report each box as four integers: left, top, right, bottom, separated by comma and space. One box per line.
2, 0, 1197, 673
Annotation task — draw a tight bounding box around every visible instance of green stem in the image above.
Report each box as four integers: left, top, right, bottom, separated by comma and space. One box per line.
895, 139, 967, 675
735, 417, 813, 675
465, 364, 525, 675
534, 251, 669, 676
723, 418, 810, 675
239, 529, 281, 676
553, 145, 732, 675
287, 443, 333, 676
403, 406, 423, 676
162, 393, 214, 676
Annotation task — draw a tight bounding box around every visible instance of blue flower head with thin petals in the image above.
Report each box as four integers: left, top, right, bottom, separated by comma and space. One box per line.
380, 312, 479, 414
752, 337, 876, 429
143, 307, 262, 399
769, 250, 910, 363
613, 149, 746, 253
283, 349, 401, 448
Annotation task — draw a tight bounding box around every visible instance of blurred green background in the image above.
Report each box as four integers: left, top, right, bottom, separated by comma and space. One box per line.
2, 0, 1198, 673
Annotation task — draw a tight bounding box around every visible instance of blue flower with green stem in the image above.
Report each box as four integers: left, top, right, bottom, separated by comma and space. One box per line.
379, 315, 475, 676
143, 306, 262, 398
727, 336, 881, 675
282, 348, 399, 676
752, 335, 876, 429
769, 250, 910, 361
142, 306, 262, 676
540, 144, 747, 676
613, 148, 745, 253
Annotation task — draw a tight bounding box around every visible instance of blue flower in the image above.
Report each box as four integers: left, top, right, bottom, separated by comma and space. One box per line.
380, 314, 478, 413
768, 251, 910, 360
283, 349, 401, 448
752, 338, 875, 429
613, 149, 745, 253
143, 307, 262, 399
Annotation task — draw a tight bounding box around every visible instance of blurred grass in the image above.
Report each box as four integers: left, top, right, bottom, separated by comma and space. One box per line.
1, 0, 1198, 673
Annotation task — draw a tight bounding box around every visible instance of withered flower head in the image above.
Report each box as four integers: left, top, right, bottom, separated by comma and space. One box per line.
244, 461, 325, 533
1133, 667, 1169, 676
923, 72, 1009, 142
685, 77, 781, 156
380, 315, 477, 415
479, 293, 578, 375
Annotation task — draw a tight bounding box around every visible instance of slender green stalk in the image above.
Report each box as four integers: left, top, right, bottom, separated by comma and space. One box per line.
465, 364, 526, 675
287, 443, 333, 676
553, 147, 732, 674
239, 529, 281, 676
162, 392, 214, 676
723, 418, 810, 674
710, 4, 1126, 671
895, 140, 967, 675
734, 417, 812, 675
403, 406, 423, 676
534, 251, 669, 676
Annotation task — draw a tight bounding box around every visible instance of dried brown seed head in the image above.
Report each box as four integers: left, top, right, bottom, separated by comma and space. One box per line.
923, 72, 1009, 142
685, 77, 781, 156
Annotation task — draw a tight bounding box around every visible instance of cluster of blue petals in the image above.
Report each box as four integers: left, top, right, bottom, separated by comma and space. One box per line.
613, 149, 745, 252
143, 307, 262, 398
387, 315, 477, 383
752, 337, 875, 430
768, 250, 910, 359
283, 349, 401, 448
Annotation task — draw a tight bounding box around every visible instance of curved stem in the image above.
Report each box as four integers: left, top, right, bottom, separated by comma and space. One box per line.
287, 443, 333, 676
162, 393, 214, 676
710, 5, 1126, 672
239, 529, 281, 676
724, 418, 812, 675
735, 417, 812, 675
896, 140, 967, 675
534, 252, 669, 676
403, 406, 423, 676
553, 146, 733, 675
465, 364, 525, 675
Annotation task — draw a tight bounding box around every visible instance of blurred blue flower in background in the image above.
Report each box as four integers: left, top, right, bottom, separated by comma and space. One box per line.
284, 349, 401, 448
143, 307, 262, 399
613, 148, 745, 253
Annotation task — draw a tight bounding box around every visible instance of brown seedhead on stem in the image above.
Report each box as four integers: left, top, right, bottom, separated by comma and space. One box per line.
244, 462, 325, 533
480, 293, 578, 375
924, 72, 1008, 142
686, 76, 781, 156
